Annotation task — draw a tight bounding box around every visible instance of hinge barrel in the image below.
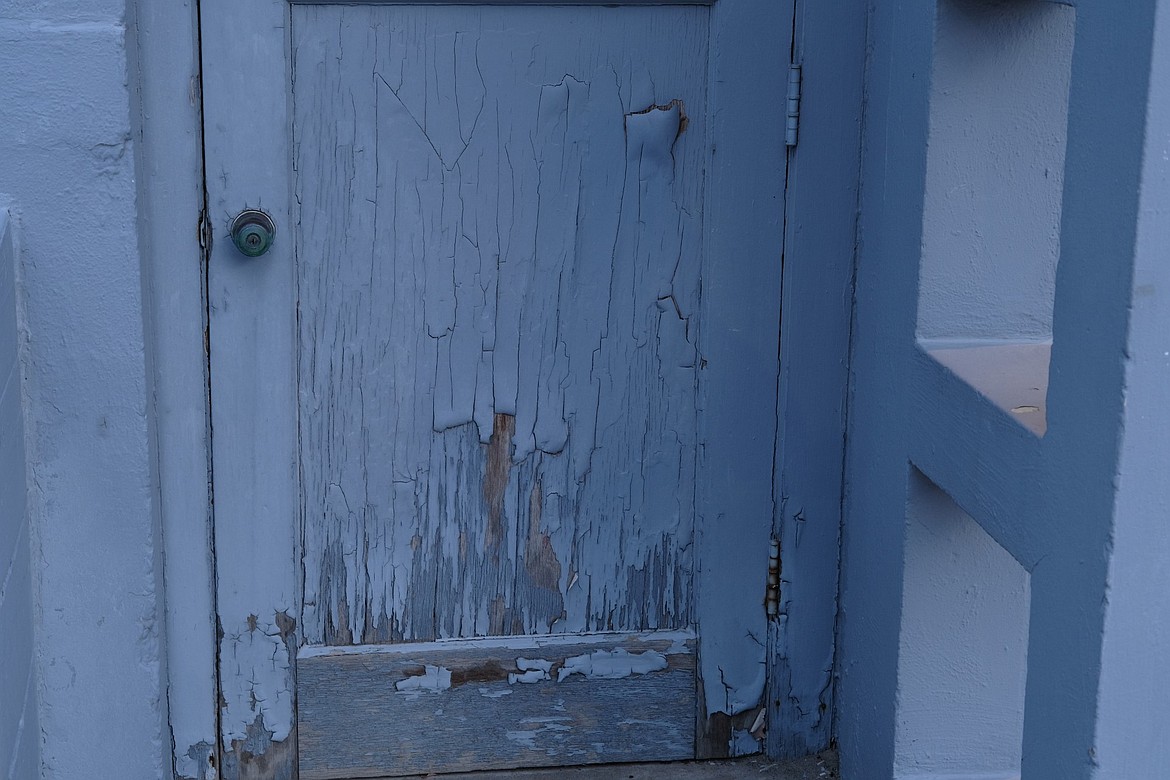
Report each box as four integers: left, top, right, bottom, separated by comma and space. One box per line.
766, 538, 781, 618
198, 207, 213, 253
786, 64, 802, 148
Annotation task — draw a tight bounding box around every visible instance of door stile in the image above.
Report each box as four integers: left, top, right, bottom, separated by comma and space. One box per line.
201, 0, 300, 775
695, 0, 794, 756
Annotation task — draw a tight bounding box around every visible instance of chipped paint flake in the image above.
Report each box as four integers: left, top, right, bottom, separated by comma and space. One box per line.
395, 665, 454, 694
506, 716, 575, 751
516, 657, 553, 672
219, 613, 294, 745
479, 687, 514, 699
506, 730, 541, 750
730, 728, 761, 757
557, 648, 668, 682
509, 657, 554, 684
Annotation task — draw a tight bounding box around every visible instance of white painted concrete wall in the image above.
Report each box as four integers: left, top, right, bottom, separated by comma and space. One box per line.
918, 0, 1074, 343
0, 205, 38, 779
895, 471, 1029, 779
839, 1, 1170, 778
0, 4, 170, 777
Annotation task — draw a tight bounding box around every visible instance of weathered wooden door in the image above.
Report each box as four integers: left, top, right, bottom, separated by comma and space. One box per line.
201, 1, 791, 777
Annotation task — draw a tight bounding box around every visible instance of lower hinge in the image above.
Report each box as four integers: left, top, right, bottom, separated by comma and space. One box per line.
198, 206, 213, 256
766, 538, 781, 618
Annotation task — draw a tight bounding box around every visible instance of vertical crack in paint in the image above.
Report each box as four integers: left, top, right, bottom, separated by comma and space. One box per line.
292, 8, 708, 648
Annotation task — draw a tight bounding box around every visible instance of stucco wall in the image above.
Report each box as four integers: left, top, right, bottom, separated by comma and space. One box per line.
0, 4, 169, 777
0, 205, 38, 779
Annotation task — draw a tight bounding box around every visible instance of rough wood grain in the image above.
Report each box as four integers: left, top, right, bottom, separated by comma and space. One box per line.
298, 632, 696, 778
291, 5, 709, 647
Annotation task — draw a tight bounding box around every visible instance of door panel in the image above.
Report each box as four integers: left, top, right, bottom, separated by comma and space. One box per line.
294, 6, 708, 647
201, 0, 791, 776
298, 632, 695, 778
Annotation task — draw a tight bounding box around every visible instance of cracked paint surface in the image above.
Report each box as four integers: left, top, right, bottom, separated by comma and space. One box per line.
220, 611, 296, 747
291, 7, 709, 648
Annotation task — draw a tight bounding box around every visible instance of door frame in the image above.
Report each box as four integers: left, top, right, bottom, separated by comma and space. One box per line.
134, 1, 865, 776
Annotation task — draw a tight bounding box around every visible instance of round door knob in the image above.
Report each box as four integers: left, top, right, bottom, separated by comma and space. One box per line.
230, 209, 276, 257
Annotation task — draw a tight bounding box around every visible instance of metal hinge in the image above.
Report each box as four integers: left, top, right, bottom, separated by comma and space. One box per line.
785, 64, 802, 148
766, 538, 781, 618
198, 206, 213, 256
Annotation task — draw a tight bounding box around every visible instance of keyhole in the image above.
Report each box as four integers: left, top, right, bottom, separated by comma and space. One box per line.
230, 209, 276, 257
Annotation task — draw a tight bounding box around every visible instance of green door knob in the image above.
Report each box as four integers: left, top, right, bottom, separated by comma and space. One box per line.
230, 209, 276, 257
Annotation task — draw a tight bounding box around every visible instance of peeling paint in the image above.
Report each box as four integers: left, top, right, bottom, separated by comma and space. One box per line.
479, 687, 514, 698
298, 628, 696, 658
484, 413, 515, 551
557, 648, 668, 682
176, 741, 217, 780
509, 657, 554, 684
516, 657, 553, 672
730, 728, 761, 757
509, 669, 551, 684
298, 631, 696, 773
219, 612, 294, 747
219, 714, 295, 780
293, 6, 709, 648
395, 665, 454, 694
507, 716, 575, 750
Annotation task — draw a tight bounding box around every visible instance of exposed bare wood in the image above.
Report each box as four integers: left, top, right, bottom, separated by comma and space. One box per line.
298, 632, 696, 778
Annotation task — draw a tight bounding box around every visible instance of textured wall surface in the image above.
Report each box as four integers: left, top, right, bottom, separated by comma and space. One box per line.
917, 0, 1074, 342
0, 206, 38, 779
0, 3, 169, 777
895, 470, 1030, 777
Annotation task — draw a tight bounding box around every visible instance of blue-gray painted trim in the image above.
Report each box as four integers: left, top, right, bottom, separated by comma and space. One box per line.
201, 0, 301, 773
907, 346, 1045, 570
695, 0, 792, 757
129, 0, 220, 777
1021, 1, 1157, 775
1094, 4, 1170, 770
765, 0, 864, 761
835, 1, 935, 776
